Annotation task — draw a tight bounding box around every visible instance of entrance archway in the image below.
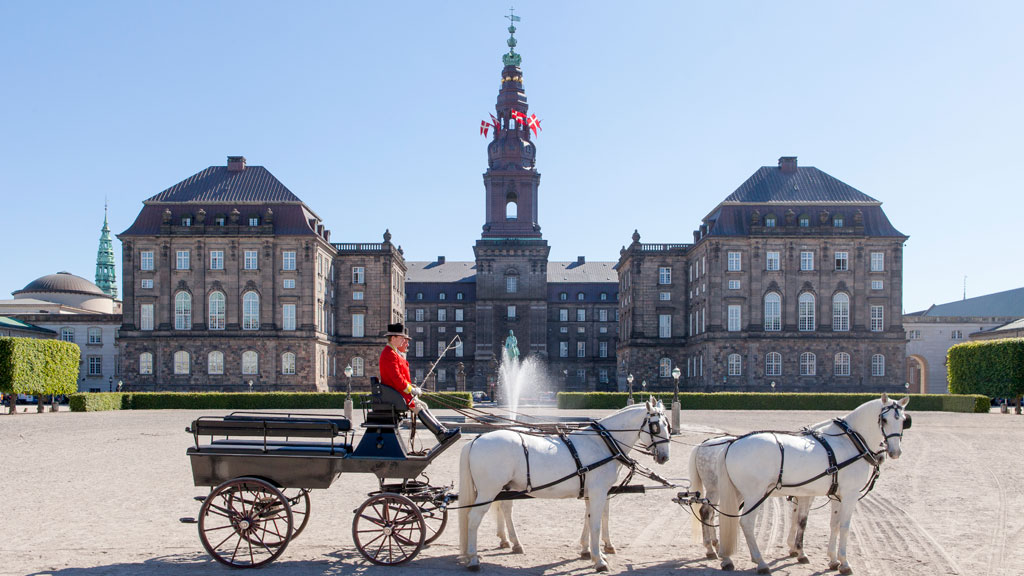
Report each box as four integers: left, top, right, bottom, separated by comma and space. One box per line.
906, 355, 927, 394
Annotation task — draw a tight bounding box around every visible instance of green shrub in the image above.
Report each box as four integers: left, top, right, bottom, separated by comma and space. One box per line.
69, 392, 127, 412
68, 391, 472, 411
556, 392, 987, 413
0, 337, 80, 396
948, 338, 1024, 400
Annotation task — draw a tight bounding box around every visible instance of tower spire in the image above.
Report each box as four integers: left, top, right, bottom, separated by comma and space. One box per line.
96, 201, 118, 299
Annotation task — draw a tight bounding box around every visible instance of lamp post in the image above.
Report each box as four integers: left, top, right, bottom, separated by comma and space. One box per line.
771, 381, 776, 392
671, 366, 682, 434
344, 365, 354, 421
117, 380, 123, 393
247, 380, 253, 393
626, 374, 635, 405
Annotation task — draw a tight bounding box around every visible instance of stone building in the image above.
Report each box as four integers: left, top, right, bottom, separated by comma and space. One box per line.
618, 157, 909, 393
117, 157, 405, 391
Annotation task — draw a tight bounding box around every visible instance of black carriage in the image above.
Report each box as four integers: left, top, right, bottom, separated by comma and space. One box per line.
185, 379, 461, 568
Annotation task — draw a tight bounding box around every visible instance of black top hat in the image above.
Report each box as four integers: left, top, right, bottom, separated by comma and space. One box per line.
384, 322, 410, 338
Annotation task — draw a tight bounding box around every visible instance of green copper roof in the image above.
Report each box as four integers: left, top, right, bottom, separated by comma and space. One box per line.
95, 202, 118, 299
502, 9, 522, 66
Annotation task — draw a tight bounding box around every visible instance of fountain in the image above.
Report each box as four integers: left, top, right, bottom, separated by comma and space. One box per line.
497, 330, 546, 418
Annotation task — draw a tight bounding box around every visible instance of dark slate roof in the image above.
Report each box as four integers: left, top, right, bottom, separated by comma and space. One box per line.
722, 165, 879, 205
145, 166, 302, 204
547, 261, 618, 283
13, 272, 107, 297
982, 317, 1024, 334
547, 284, 618, 302
912, 287, 1024, 318
707, 204, 905, 237
408, 283, 476, 303
405, 261, 477, 283
120, 203, 321, 236
0, 316, 56, 335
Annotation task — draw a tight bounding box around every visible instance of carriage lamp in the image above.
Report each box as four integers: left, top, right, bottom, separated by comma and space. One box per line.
344, 365, 355, 421
626, 374, 635, 405
670, 367, 682, 435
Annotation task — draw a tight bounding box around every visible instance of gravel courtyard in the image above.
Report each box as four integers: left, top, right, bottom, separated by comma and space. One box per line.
0, 406, 1020, 576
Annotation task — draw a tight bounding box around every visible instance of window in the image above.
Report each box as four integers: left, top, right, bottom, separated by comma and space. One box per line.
559, 292, 568, 301
283, 279, 295, 289
439, 292, 446, 300
59, 327, 75, 342
599, 370, 609, 384
727, 305, 741, 332
248, 217, 259, 227
208, 292, 225, 330
283, 251, 296, 271
659, 314, 672, 338
599, 309, 608, 322
799, 215, 810, 227
88, 356, 102, 376
728, 280, 740, 290
833, 215, 844, 228
800, 251, 814, 271
352, 357, 364, 376
141, 279, 153, 289
765, 215, 777, 228
455, 308, 464, 321
174, 351, 190, 375
728, 354, 742, 376
140, 305, 153, 331
560, 327, 568, 333
416, 292, 423, 300
834, 353, 851, 376
283, 304, 296, 331
174, 292, 192, 330
659, 358, 672, 378
575, 292, 584, 301
658, 267, 672, 285
870, 252, 884, 272
577, 326, 585, 334
215, 216, 226, 226
832, 293, 850, 332
415, 341, 424, 357
872, 354, 885, 377
560, 342, 568, 358
437, 309, 447, 322
599, 341, 608, 358
835, 251, 849, 271
281, 352, 296, 375
455, 340, 464, 357
600, 292, 608, 301
506, 275, 518, 293
353, 291, 363, 300
352, 267, 365, 284
766, 352, 782, 376
872, 280, 883, 291
241, 351, 258, 375
415, 369, 424, 383
208, 351, 224, 375
243, 250, 258, 270
438, 341, 446, 357
907, 329, 921, 340
576, 309, 586, 322
559, 309, 568, 322
456, 292, 464, 300
577, 341, 586, 357
508, 305, 517, 319
141, 251, 154, 271
870, 305, 884, 332
764, 293, 781, 331
728, 252, 741, 271
176, 250, 190, 270
798, 293, 815, 332
88, 327, 102, 345
210, 250, 224, 270
352, 313, 365, 337
659, 291, 671, 301
800, 352, 816, 376
952, 330, 964, 340
242, 292, 260, 330
766, 251, 780, 271
139, 352, 153, 375
415, 309, 424, 322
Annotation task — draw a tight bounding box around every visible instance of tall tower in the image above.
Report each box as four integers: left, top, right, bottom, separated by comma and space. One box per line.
95, 202, 118, 298
474, 11, 550, 377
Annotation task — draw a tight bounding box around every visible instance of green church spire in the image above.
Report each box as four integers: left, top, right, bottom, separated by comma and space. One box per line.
95, 201, 118, 299
502, 7, 522, 67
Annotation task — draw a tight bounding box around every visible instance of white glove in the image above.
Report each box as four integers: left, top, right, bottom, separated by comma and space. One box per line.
410, 386, 423, 397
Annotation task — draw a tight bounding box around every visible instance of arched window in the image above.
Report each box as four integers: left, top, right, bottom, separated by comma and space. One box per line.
242, 351, 259, 375
765, 352, 782, 376
798, 293, 815, 332
208, 351, 224, 375
282, 352, 296, 375
242, 292, 260, 330
352, 356, 364, 377
173, 351, 189, 374
832, 293, 850, 332
659, 357, 672, 378
834, 352, 851, 376
727, 354, 742, 376
506, 200, 518, 219
872, 354, 885, 377
208, 292, 225, 330
139, 352, 153, 375
174, 292, 192, 330
800, 352, 816, 376
60, 327, 74, 342
764, 293, 781, 331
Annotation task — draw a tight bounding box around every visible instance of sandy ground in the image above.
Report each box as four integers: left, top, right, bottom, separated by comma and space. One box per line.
0, 406, 1021, 576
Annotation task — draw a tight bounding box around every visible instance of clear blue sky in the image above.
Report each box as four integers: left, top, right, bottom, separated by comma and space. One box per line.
2, 1, 1021, 314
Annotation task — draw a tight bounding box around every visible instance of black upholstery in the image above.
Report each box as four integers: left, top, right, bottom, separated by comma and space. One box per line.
370, 377, 409, 412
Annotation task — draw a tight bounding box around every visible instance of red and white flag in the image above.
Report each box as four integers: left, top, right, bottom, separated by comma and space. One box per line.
510, 109, 524, 124
527, 114, 542, 136
480, 120, 489, 137
489, 113, 501, 135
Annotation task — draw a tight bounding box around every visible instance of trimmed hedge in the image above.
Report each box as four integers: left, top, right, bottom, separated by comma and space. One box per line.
556, 392, 988, 413
68, 391, 472, 412
948, 338, 1024, 400
0, 337, 80, 396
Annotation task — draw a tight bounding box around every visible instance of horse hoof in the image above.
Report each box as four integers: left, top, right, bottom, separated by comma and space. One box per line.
839, 567, 853, 575
721, 561, 734, 571
798, 556, 810, 564
498, 541, 510, 549
603, 545, 616, 554
706, 552, 718, 559
829, 561, 841, 570
511, 544, 524, 554
789, 551, 799, 558
757, 567, 770, 575
581, 551, 591, 559
595, 565, 609, 573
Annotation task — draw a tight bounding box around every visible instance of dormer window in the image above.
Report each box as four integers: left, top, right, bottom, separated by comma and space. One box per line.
833, 215, 844, 228
559, 292, 568, 301
249, 217, 259, 227
439, 292, 447, 300
764, 215, 777, 228
215, 216, 226, 226
799, 215, 810, 227
181, 217, 192, 227
577, 292, 585, 301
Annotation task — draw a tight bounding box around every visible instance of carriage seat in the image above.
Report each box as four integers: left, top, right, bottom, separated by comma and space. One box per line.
364, 377, 409, 428
224, 412, 352, 432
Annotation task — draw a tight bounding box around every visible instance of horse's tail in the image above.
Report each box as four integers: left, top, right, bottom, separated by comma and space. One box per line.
717, 448, 741, 560
458, 439, 476, 557
688, 446, 704, 542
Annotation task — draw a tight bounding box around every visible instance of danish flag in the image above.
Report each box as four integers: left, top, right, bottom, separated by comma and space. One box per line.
527, 114, 542, 136
509, 109, 524, 124
490, 113, 501, 136
480, 120, 489, 137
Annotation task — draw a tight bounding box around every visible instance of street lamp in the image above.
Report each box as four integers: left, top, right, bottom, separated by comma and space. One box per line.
770, 381, 776, 392
247, 380, 253, 393
117, 380, 123, 393
626, 374, 635, 405
343, 365, 354, 420
671, 367, 681, 403
670, 367, 682, 434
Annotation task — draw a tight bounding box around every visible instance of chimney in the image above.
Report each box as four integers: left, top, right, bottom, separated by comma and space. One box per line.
778, 156, 797, 173
437, 256, 445, 264
577, 256, 585, 265
227, 156, 247, 172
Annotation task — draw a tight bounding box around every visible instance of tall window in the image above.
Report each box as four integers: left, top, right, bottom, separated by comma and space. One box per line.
870, 305, 884, 332
764, 293, 781, 331
659, 358, 672, 378
728, 251, 741, 271
173, 351, 189, 374
140, 251, 154, 271
872, 354, 885, 376
506, 275, 518, 293
438, 341, 446, 357
766, 251, 780, 271
870, 252, 884, 272
244, 250, 258, 270
800, 251, 814, 271
577, 341, 586, 357
508, 305, 517, 319
658, 267, 672, 285
139, 352, 153, 375
599, 309, 608, 322
559, 309, 568, 322
283, 251, 296, 271
88, 356, 102, 376
455, 340, 464, 357
455, 308, 464, 321
208, 292, 225, 330
438, 308, 447, 321
88, 327, 102, 344
242, 292, 260, 330
174, 292, 192, 330
576, 309, 586, 322
415, 309, 424, 322
766, 352, 782, 376
835, 251, 849, 271
140, 304, 154, 331
352, 267, 365, 284
800, 352, 816, 376
283, 304, 296, 331
415, 341, 423, 357
832, 293, 850, 332
599, 341, 608, 358
352, 313, 365, 337
210, 250, 224, 270
282, 353, 296, 375
834, 352, 851, 376
728, 353, 742, 376
242, 351, 258, 375
727, 305, 741, 332
352, 357, 364, 376
659, 314, 672, 338
208, 351, 224, 375
60, 327, 74, 342
176, 250, 190, 270
559, 342, 568, 358
798, 293, 815, 332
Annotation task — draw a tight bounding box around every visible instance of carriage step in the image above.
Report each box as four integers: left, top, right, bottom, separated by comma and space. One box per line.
179, 517, 198, 524
193, 495, 207, 502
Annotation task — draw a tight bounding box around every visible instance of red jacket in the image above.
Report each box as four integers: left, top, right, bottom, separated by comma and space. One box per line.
379, 344, 415, 409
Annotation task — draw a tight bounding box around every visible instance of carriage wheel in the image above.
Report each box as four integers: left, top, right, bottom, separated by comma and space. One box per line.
198, 477, 293, 568
352, 492, 425, 565
243, 488, 311, 547
419, 498, 448, 544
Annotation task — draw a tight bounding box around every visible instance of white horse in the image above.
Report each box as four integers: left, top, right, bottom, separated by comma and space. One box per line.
458, 399, 671, 571
494, 497, 615, 558
715, 394, 911, 574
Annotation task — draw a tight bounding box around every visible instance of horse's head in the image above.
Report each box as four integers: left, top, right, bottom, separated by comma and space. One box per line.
878, 393, 911, 459
642, 396, 671, 464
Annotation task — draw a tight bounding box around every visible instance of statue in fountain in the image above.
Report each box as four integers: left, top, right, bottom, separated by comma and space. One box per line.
504, 330, 520, 362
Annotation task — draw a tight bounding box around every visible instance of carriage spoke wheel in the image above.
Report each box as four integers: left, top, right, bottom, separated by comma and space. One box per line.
198, 477, 293, 568
418, 498, 448, 545
352, 493, 425, 565
240, 487, 311, 548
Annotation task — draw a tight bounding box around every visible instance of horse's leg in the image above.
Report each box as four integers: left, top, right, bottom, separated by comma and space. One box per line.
579, 500, 591, 558
502, 499, 524, 553
465, 501, 492, 571
834, 499, 857, 575
827, 499, 841, 570
587, 495, 609, 571
495, 502, 510, 548
737, 492, 770, 574
601, 504, 615, 554
787, 497, 811, 564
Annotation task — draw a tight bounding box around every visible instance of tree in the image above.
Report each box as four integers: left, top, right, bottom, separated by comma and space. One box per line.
948, 338, 1024, 410
0, 337, 80, 414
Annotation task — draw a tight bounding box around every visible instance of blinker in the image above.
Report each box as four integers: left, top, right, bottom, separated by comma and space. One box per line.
902, 414, 912, 430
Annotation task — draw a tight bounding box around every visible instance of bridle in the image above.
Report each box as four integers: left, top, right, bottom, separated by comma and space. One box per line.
639, 407, 671, 453
878, 402, 911, 444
